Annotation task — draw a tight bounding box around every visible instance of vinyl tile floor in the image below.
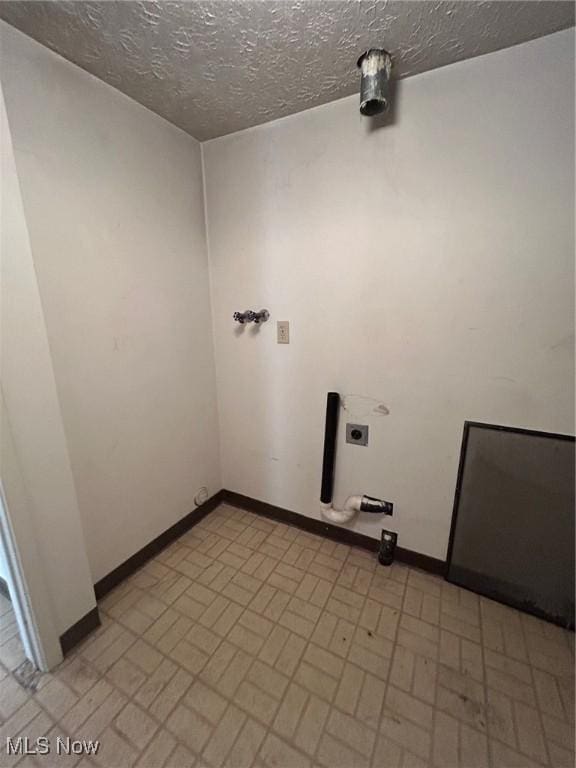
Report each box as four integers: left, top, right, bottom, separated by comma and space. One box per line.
0, 592, 27, 675
0, 503, 573, 768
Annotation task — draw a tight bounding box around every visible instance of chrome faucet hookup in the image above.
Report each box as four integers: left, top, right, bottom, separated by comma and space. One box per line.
233, 309, 269, 324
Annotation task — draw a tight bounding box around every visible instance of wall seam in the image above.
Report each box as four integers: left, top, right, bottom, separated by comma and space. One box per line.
200, 142, 224, 491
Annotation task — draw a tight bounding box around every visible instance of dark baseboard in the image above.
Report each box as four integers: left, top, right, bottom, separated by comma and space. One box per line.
221, 490, 445, 576
59, 607, 101, 656
93, 486, 442, 609
1, 576, 98, 656
0, 577, 10, 601
394, 545, 445, 576
222, 490, 381, 552
94, 489, 225, 600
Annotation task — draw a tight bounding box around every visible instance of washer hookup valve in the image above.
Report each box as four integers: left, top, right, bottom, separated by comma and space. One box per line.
233, 309, 269, 324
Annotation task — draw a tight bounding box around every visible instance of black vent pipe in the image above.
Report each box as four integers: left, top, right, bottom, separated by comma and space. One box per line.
320, 392, 340, 504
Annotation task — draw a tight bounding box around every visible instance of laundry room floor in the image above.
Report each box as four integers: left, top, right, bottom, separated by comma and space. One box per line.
0, 592, 27, 674
0, 503, 573, 768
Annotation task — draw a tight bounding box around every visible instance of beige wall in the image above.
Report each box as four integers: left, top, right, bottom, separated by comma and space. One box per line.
1, 22, 221, 583
203, 29, 575, 560
1, 83, 96, 642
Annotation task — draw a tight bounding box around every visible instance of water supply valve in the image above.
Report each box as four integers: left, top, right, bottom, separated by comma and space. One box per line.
233, 310, 254, 324
253, 309, 270, 324
233, 309, 269, 324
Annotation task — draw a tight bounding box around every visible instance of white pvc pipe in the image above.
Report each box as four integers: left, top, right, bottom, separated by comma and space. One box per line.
320, 495, 363, 524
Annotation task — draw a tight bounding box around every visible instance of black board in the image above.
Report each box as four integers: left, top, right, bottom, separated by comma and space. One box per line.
446, 421, 575, 629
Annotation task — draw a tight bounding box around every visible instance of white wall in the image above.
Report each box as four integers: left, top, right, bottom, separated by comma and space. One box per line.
203, 29, 575, 560
1, 84, 96, 643
1, 22, 221, 582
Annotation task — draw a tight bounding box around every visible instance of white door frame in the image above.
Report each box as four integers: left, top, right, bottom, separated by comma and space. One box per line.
0, 478, 63, 671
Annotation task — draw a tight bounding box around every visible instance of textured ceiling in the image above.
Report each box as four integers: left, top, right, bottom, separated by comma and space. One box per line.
0, 1, 574, 141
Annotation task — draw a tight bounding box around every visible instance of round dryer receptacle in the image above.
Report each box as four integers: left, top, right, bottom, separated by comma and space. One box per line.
194, 486, 209, 506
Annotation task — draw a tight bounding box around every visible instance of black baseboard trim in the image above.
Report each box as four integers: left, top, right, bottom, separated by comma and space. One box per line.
59, 607, 101, 656
94, 490, 225, 600
0, 577, 10, 601
394, 545, 445, 576
222, 490, 445, 576
92, 487, 443, 607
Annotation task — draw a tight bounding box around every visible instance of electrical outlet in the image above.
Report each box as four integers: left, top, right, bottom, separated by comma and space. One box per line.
194, 486, 209, 506
346, 423, 369, 446
277, 321, 290, 344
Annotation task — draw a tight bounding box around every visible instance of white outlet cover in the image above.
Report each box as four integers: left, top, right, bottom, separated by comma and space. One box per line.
277, 321, 290, 344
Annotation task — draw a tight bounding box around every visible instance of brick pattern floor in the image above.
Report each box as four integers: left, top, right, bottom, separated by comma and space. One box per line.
0, 593, 26, 674
0, 502, 573, 768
